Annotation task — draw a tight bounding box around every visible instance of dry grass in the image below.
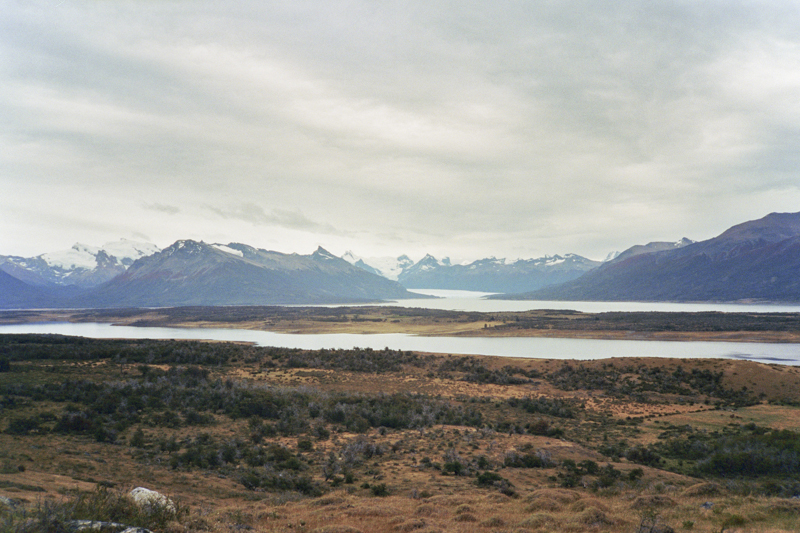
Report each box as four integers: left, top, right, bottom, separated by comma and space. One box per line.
4, 339, 800, 533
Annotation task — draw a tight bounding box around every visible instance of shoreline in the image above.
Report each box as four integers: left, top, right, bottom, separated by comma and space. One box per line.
2, 307, 800, 344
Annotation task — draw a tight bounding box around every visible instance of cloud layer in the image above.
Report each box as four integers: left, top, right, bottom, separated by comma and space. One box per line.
3, 0, 800, 260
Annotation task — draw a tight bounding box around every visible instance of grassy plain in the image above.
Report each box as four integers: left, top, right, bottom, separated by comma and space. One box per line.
1, 327, 800, 532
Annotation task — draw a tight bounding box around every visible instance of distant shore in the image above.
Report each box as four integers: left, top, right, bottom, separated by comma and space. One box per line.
2, 306, 800, 343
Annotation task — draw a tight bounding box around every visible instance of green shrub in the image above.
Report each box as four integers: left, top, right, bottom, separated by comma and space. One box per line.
370, 483, 389, 497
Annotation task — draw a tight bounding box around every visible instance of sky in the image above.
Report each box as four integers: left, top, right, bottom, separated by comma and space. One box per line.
3, 1, 800, 262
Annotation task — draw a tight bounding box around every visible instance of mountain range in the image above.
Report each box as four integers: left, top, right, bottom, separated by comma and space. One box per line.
398, 254, 601, 293
506, 212, 800, 302
341, 252, 602, 293
0, 239, 159, 289
0, 241, 421, 308
3, 211, 800, 308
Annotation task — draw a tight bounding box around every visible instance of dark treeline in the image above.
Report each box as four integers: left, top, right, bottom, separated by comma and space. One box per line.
9, 307, 800, 334
70, 305, 488, 324
493, 310, 800, 333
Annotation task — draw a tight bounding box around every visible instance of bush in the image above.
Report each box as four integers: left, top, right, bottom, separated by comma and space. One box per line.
370, 483, 389, 497
5, 417, 42, 435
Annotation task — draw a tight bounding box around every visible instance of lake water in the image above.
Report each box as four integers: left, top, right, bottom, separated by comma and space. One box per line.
1, 321, 799, 366
383, 289, 800, 313
3, 291, 799, 365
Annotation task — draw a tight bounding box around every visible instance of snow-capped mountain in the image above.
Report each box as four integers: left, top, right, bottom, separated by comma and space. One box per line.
341, 250, 603, 293
393, 253, 601, 293
0, 239, 160, 289
341, 251, 415, 281
83, 241, 423, 307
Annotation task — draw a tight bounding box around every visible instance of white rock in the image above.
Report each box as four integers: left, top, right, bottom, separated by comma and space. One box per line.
128, 487, 175, 513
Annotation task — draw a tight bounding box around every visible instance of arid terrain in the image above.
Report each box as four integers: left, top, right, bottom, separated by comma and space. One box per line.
2, 325, 800, 532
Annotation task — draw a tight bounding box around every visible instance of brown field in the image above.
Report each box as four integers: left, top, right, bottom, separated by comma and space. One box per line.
2, 335, 800, 533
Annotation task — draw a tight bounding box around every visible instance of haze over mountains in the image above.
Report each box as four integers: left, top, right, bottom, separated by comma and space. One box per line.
2, 212, 800, 308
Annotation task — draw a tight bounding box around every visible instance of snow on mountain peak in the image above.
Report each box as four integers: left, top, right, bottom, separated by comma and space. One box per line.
212, 244, 244, 257
312, 247, 338, 260
42, 243, 101, 271
100, 239, 160, 265
341, 250, 360, 264
340, 252, 414, 280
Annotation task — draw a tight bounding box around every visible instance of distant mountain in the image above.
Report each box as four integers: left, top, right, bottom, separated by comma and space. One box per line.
508, 212, 800, 302
78, 240, 422, 307
0, 239, 159, 289
341, 252, 414, 281
0, 269, 60, 308
395, 253, 601, 293
609, 237, 694, 263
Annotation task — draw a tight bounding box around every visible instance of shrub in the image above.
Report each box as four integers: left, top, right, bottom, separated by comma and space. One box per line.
370, 483, 389, 497
129, 428, 146, 448
5, 417, 42, 435
476, 471, 504, 486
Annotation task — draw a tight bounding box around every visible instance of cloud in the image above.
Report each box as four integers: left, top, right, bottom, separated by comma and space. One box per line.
143, 203, 180, 215
204, 203, 347, 236
3, 1, 800, 260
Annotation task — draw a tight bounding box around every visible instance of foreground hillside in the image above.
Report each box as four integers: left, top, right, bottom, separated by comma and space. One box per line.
2, 335, 800, 532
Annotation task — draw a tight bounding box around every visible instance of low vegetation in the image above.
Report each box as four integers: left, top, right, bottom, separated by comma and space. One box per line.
2, 332, 800, 532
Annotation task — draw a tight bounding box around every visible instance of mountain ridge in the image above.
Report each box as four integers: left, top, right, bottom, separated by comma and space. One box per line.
0, 239, 160, 289
505, 211, 800, 302
0, 240, 424, 309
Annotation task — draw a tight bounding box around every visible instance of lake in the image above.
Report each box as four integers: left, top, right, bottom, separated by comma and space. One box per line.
3, 291, 799, 365
382, 289, 800, 313
1, 321, 798, 366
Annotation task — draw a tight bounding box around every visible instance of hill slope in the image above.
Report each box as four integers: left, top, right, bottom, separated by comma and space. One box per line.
510, 212, 800, 302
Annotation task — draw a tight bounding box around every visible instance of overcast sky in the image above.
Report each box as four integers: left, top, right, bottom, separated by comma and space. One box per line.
3, 1, 800, 262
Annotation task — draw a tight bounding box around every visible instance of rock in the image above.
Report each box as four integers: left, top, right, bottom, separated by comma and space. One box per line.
0, 496, 15, 508
700, 501, 714, 510
128, 487, 175, 513
69, 520, 153, 533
